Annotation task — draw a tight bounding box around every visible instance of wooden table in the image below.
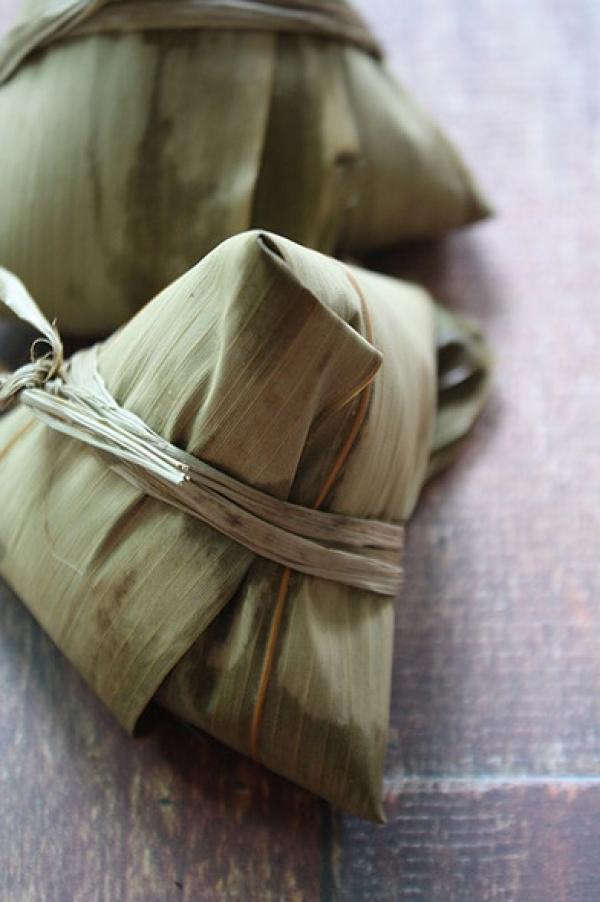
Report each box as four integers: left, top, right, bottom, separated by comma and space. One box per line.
1, 1, 599, 899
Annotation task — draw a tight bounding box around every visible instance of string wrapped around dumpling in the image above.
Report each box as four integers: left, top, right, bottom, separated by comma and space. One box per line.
0, 231, 490, 820
0, 0, 490, 334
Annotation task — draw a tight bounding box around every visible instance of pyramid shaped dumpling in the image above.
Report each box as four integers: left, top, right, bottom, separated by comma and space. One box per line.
0, 231, 490, 819
0, 0, 490, 333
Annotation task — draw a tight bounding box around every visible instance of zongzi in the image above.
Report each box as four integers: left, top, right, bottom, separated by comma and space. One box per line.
0, 230, 490, 820
0, 0, 490, 334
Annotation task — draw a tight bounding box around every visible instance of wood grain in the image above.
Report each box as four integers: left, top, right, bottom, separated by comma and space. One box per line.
331, 0, 600, 898
336, 781, 600, 901
1, 0, 599, 900
0, 583, 324, 902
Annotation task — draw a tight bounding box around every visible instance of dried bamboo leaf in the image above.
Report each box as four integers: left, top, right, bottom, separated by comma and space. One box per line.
0, 231, 490, 819
0, 0, 490, 334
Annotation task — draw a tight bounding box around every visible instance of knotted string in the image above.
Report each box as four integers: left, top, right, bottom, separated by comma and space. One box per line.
0, 268, 64, 404
0, 266, 404, 596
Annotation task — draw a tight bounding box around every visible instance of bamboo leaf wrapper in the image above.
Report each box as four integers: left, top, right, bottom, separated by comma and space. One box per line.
0, 231, 490, 819
0, 0, 491, 333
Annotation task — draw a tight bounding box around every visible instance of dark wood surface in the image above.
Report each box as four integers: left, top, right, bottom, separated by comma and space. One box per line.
1, 0, 599, 899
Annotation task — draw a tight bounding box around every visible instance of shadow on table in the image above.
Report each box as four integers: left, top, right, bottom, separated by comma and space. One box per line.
363, 225, 505, 322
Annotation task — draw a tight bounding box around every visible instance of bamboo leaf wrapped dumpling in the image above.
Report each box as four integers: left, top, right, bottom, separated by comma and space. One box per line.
0, 231, 490, 820
0, 0, 490, 334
